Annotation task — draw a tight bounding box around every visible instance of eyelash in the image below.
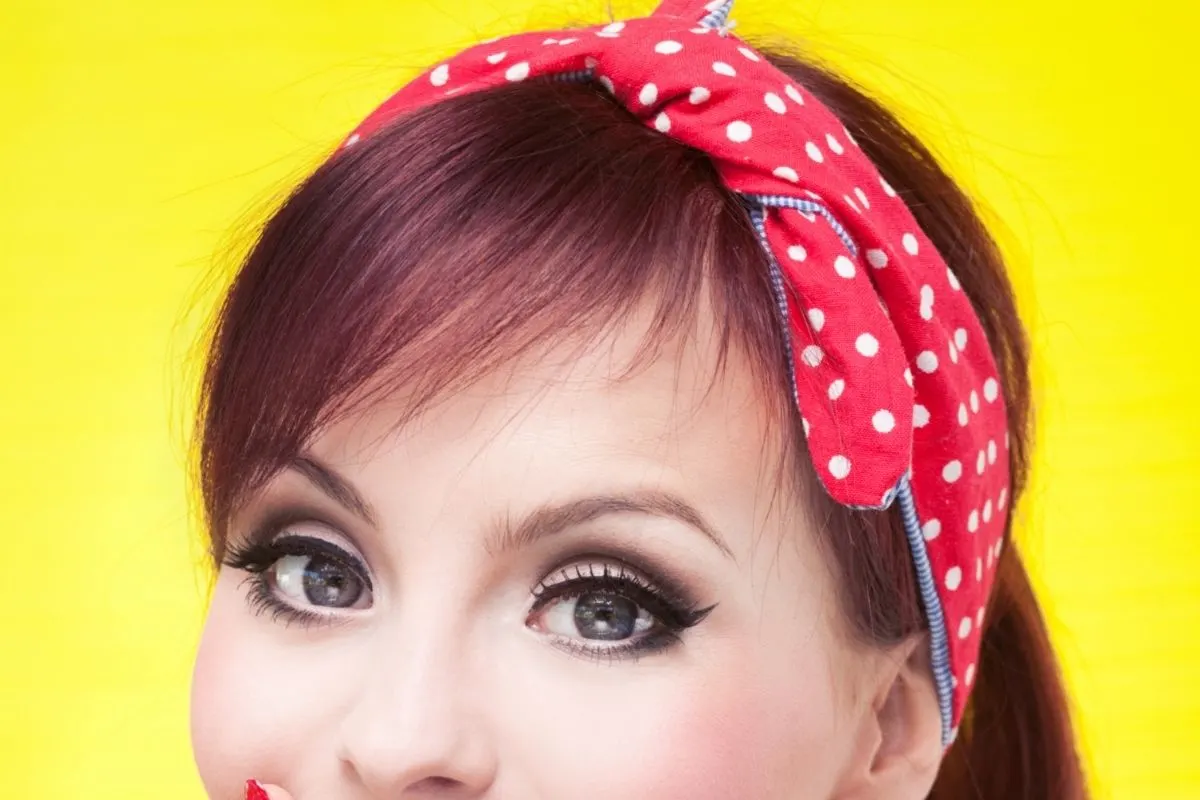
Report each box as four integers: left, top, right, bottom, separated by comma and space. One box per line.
222, 514, 717, 660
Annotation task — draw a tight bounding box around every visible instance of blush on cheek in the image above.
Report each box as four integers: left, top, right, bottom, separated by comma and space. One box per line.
627, 671, 843, 800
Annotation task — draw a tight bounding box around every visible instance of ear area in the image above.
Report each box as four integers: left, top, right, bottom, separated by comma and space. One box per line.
833, 635, 944, 800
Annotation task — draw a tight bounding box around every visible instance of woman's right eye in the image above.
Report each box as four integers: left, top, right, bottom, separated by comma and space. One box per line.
272, 552, 369, 609
224, 532, 374, 624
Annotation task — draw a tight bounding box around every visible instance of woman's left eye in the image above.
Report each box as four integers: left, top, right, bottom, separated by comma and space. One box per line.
526, 562, 714, 659
536, 591, 657, 642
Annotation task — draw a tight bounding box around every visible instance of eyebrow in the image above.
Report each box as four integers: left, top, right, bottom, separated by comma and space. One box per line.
289, 455, 380, 528
287, 456, 733, 560
490, 491, 735, 560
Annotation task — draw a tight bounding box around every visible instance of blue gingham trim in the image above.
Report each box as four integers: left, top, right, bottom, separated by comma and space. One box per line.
748, 196, 955, 745
896, 476, 956, 745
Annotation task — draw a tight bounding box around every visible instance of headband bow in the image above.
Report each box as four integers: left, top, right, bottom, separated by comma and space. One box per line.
340, 0, 1010, 745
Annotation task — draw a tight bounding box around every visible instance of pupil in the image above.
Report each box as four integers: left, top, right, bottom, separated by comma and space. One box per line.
574, 592, 637, 640
302, 558, 362, 608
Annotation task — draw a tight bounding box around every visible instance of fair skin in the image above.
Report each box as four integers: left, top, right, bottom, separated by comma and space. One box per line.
191, 299, 943, 799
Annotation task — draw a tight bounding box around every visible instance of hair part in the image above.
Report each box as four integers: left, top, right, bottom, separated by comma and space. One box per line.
194, 43, 1085, 800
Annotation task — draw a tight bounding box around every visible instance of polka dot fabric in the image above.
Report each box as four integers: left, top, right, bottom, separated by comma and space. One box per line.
338, 0, 1010, 744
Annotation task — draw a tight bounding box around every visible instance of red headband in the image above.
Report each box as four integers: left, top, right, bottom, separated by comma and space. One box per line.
339, 0, 1010, 744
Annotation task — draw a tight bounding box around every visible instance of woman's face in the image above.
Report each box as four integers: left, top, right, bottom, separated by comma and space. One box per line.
191, 304, 891, 798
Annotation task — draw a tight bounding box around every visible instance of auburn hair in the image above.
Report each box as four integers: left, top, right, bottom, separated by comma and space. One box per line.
195, 43, 1087, 799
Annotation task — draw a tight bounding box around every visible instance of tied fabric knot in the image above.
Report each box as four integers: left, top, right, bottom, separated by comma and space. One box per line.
337, 0, 1011, 746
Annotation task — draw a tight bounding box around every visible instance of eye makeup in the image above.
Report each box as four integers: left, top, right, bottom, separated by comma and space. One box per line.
222, 505, 719, 658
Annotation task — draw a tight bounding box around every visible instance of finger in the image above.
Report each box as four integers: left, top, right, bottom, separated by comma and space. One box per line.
245, 780, 294, 800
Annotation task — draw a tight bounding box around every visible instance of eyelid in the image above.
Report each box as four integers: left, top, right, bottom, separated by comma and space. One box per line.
532, 552, 703, 611
235, 507, 373, 580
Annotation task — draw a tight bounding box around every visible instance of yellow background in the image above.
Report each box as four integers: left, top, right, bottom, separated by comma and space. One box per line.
2, 0, 1197, 797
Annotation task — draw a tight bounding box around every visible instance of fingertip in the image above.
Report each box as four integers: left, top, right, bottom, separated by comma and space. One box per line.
245, 779, 292, 800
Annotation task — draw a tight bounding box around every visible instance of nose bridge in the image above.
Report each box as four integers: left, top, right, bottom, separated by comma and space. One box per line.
335, 595, 498, 794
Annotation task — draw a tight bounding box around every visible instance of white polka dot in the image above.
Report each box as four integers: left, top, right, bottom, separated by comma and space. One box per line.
785, 84, 805, 104
726, 120, 752, 142
881, 177, 897, 197
983, 499, 993, 523
738, 45, 760, 61
805, 141, 824, 163
945, 566, 963, 591
843, 195, 860, 213
344, 133, 361, 148
430, 64, 450, 86
639, 83, 658, 105
958, 617, 973, 639
967, 509, 979, 532
987, 440, 997, 465
998, 488, 1008, 510
976, 558, 983, 581
948, 268, 962, 291
486, 51, 508, 64
598, 75, 615, 94
829, 455, 851, 479
801, 345, 824, 367
689, 86, 711, 104
834, 255, 856, 279
654, 112, 671, 133
854, 187, 870, 209
585, 56, 598, 69
919, 285, 935, 320
976, 450, 986, 474
902, 233, 919, 255
995, 539, 1004, 559
825, 132, 844, 155
773, 166, 799, 183
655, 39, 684, 54
948, 340, 959, 364
506, 62, 531, 81
984, 378, 999, 403
598, 21, 625, 36
965, 663, 976, 687
943, 460, 963, 483
916, 351, 939, 373
807, 307, 824, 332
922, 518, 942, 540
788, 244, 807, 261
954, 328, 968, 351
872, 409, 896, 433
543, 37, 559, 45
904, 368, 914, 387
913, 404, 930, 428
713, 61, 737, 76
828, 379, 845, 400
856, 333, 880, 357
970, 390, 980, 414
764, 92, 787, 114
866, 248, 888, 268
690, 26, 710, 34
957, 403, 969, 426
557, 37, 578, 45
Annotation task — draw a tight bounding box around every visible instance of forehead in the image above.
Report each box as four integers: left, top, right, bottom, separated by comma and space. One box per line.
308, 296, 797, 548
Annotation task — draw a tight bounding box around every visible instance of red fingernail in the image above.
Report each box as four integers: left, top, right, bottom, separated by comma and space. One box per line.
245, 779, 270, 800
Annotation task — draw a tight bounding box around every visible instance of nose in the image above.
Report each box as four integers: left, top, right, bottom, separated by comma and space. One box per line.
335, 630, 499, 796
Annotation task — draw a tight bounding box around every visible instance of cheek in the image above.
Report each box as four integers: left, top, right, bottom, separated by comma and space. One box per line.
498, 649, 844, 800
190, 573, 353, 798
